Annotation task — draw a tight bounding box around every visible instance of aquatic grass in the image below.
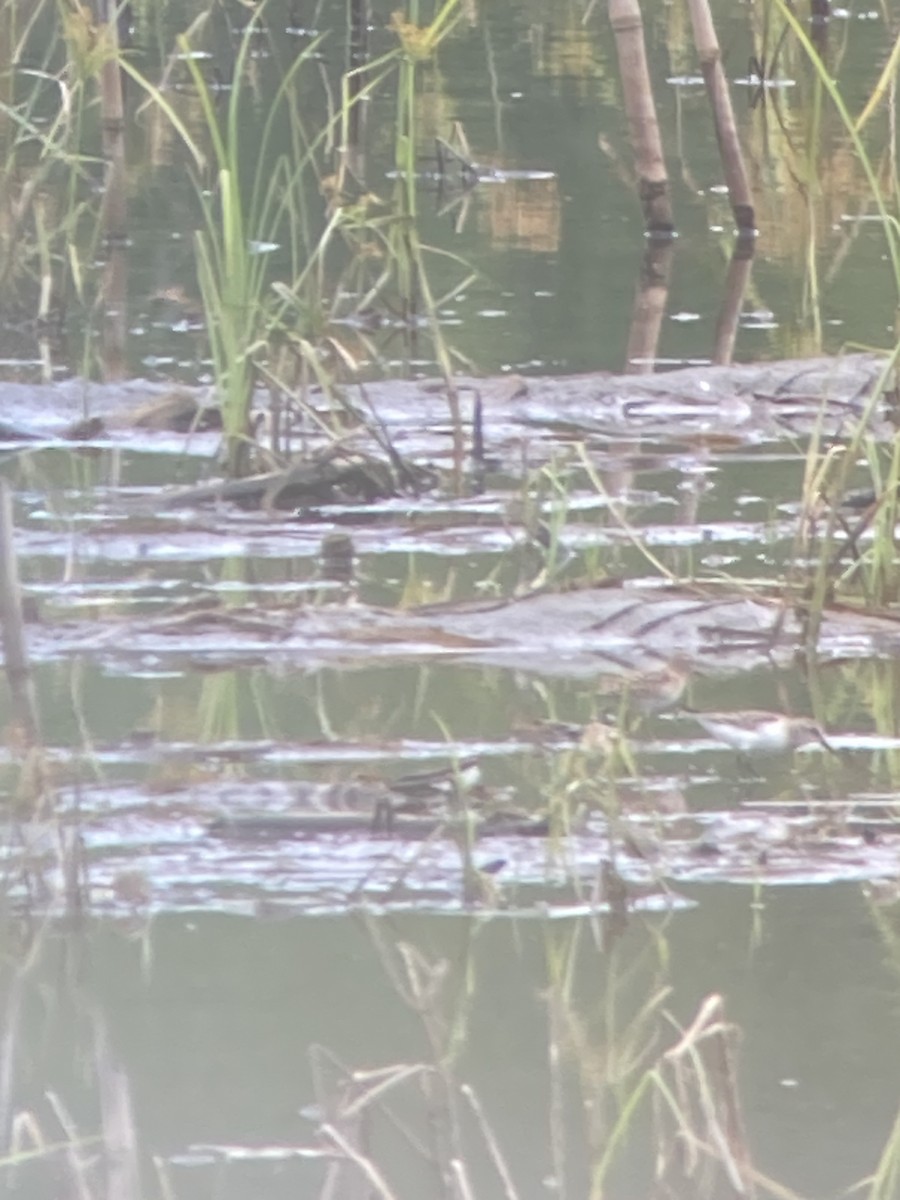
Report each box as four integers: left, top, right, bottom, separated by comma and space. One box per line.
0, 479, 52, 819
864, 1106, 900, 1200
168, 7, 331, 475
197, 670, 242, 746
3, 0, 474, 478
577, 444, 677, 583
0, 14, 99, 312
358, 918, 481, 1183
122, 10, 369, 464
0, 949, 142, 1198
771, 0, 900, 621
381, 0, 471, 479
115, 0, 471, 478
854, 430, 900, 605
302, 925, 788, 1200
0, 0, 170, 386
540, 915, 673, 1196
765, 3, 900, 292
642, 995, 776, 1198
528, 457, 576, 585
573, 989, 804, 1199
306, 1046, 485, 1199
795, 357, 900, 639
872, 716, 900, 795
0, 482, 39, 751
500, 455, 582, 593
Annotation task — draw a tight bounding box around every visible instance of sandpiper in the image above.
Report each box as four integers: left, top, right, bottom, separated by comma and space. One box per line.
324, 758, 482, 815
624, 657, 692, 715
388, 757, 482, 806
594, 655, 693, 717
691, 710, 834, 755
371, 757, 483, 829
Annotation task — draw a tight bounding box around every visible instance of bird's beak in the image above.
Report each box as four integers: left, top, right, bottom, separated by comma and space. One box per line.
815, 726, 837, 754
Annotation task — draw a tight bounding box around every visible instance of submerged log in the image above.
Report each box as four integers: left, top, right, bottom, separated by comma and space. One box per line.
19, 580, 900, 678
65, 389, 222, 439
0, 352, 893, 446
208, 810, 551, 841
0, 422, 40, 442
158, 448, 437, 511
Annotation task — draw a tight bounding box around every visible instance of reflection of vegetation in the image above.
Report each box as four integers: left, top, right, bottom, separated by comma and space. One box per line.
298, 919, 763, 1198
3, 900, 900, 1198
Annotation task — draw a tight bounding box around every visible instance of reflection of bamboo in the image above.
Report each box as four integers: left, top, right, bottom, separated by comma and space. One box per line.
608, 0, 674, 234
100, 241, 128, 379
712, 237, 755, 365
0, 482, 40, 748
686, 0, 754, 232
612, 241, 674, 501
0, 3, 11, 155
625, 239, 674, 372
810, 0, 830, 57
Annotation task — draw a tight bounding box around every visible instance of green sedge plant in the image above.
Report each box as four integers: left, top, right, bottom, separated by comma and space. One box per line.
773, 0, 900, 630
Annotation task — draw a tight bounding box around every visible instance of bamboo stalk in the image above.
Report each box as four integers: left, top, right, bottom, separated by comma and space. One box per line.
810, 0, 831, 56
98, 0, 129, 378
685, 0, 755, 232
345, 0, 370, 182
608, 0, 674, 235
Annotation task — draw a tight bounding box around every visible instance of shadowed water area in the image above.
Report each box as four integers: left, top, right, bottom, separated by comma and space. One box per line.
2, 1, 900, 1197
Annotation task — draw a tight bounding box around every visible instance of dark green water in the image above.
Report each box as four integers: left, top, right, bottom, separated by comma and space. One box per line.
3, 0, 896, 381
2, 2, 900, 1197
6, 886, 898, 1199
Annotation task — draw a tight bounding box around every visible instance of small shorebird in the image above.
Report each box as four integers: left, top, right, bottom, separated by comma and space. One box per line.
594, 655, 693, 717
624, 657, 692, 715
691, 710, 834, 755
371, 757, 483, 832
322, 758, 482, 815
387, 757, 482, 808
